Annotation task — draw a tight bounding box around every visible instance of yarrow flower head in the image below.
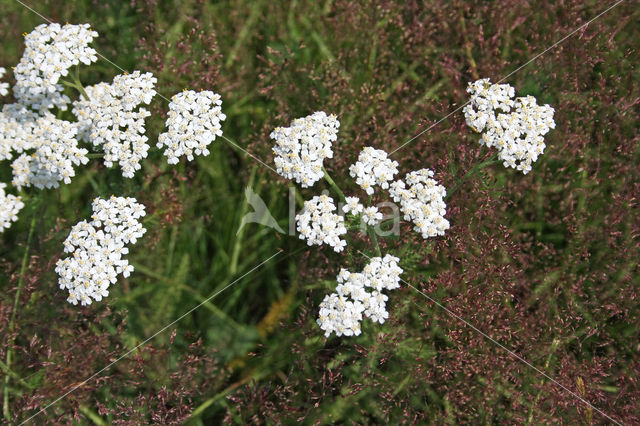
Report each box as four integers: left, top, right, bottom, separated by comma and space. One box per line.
317, 254, 403, 337
13, 23, 98, 111
271, 111, 339, 188
0, 67, 9, 97
389, 169, 450, 239
9, 112, 88, 190
157, 90, 226, 164
349, 146, 398, 195
73, 71, 157, 178
0, 183, 24, 232
463, 78, 556, 174
296, 194, 347, 252
55, 196, 146, 306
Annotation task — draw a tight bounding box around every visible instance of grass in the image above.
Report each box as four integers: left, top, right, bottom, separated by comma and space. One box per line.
1, 0, 639, 423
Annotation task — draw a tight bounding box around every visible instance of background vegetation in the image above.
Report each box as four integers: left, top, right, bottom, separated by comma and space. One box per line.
1, 0, 638, 423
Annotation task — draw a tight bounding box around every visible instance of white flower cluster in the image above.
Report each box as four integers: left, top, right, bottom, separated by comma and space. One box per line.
0, 183, 24, 232
342, 196, 364, 215
0, 103, 42, 161
361, 206, 383, 226
389, 169, 450, 239
155, 90, 225, 164
349, 146, 398, 195
463, 78, 556, 174
0, 67, 9, 97
10, 113, 88, 190
342, 196, 381, 225
157, 90, 226, 164
55, 196, 146, 306
317, 254, 403, 337
296, 194, 347, 252
73, 71, 157, 178
13, 23, 98, 111
271, 111, 339, 188
341, 196, 383, 226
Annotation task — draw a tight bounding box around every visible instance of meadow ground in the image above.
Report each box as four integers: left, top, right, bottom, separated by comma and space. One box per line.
1, 0, 639, 424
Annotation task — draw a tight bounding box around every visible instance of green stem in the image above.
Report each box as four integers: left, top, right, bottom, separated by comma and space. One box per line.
61, 66, 89, 100
3, 206, 38, 422
79, 405, 107, 426
367, 224, 382, 257
445, 154, 500, 200
322, 166, 346, 203
86, 153, 104, 159
364, 193, 383, 254
73, 65, 90, 100
0, 358, 33, 390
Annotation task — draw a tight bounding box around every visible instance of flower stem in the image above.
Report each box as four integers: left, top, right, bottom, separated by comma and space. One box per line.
61, 66, 89, 100
322, 166, 346, 203
367, 224, 382, 257
445, 154, 500, 200
3, 203, 38, 422
73, 65, 90, 100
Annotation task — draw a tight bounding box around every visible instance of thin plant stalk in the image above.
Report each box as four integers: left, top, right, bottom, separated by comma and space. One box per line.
61, 65, 89, 100
367, 224, 382, 257
72, 65, 90, 100
322, 166, 346, 203
3, 204, 38, 422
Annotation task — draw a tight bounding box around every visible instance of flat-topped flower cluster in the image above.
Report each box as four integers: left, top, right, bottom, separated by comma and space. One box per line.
317, 255, 403, 337
9, 111, 89, 190
296, 194, 347, 252
13, 23, 98, 111
55, 196, 146, 306
349, 147, 398, 195
157, 90, 226, 164
389, 169, 450, 239
271, 111, 339, 188
73, 71, 157, 178
463, 78, 556, 174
